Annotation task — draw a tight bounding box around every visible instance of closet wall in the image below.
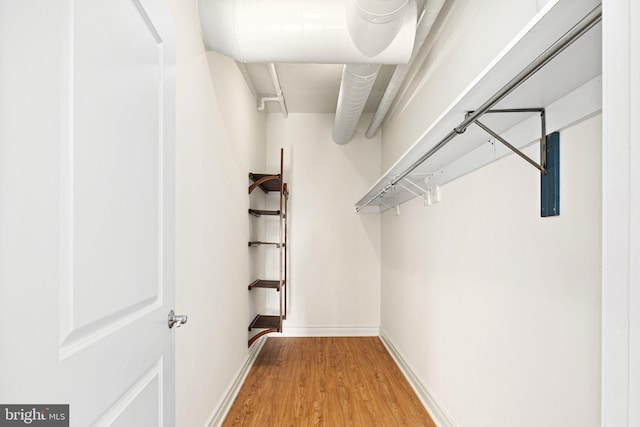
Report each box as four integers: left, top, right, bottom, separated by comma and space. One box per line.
169, 1, 267, 425
380, 0, 601, 426
266, 114, 382, 335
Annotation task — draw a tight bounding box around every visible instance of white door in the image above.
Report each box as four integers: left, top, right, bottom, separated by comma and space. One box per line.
0, 0, 176, 425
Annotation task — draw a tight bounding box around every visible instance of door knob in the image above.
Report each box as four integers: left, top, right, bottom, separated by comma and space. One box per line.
168, 310, 188, 329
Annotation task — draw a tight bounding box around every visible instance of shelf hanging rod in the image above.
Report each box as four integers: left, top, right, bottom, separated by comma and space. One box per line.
355, 4, 601, 213
471, 108, 545, 114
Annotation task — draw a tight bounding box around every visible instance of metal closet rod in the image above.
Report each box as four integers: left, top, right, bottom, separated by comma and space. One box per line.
356, 3, 602, 213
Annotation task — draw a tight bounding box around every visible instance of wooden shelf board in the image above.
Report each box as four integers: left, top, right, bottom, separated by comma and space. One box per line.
248, 314, 281, 331
248, 241, 281, 247
248, 209, 281, 216
249, 173, 282, 193
248, 279, 283, 291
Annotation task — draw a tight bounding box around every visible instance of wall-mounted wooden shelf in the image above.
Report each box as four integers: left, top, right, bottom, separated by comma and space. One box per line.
248, 279, 283, 291
248, 209, 281, 217
248, 241, 283, 247
248, 314, 280, 330
249, 173, 282, 194
355, 0, 602, 213
247, 149, 289, 347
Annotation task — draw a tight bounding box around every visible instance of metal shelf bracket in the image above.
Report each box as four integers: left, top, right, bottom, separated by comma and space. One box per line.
466, 108, 547, 174
465, 108, 560, 217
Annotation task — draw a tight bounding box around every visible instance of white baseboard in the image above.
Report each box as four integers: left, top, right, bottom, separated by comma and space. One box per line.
206, 336, 267, 427
379, 330, 456, 427
281, 325, 380, 337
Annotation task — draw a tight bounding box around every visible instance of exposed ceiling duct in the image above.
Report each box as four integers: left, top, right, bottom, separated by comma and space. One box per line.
197, 0, 416, 64
365, 0, 446, 139
347, 0, 414, 57
332, 0, 417, 145
197, 0, 419, 145
333, 64, 381, 145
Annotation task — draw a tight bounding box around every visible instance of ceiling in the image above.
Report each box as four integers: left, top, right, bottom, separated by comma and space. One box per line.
238, 62, 398, 114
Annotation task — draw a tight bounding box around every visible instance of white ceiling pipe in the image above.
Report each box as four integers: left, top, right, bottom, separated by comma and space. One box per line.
332, 64, 381, 145
257, 95, 284, 111
346, 0, 411, 57
365, 0, 446, 139
257, 64, 289, 117
197, 0, 416, 64
268, 63, 288, 118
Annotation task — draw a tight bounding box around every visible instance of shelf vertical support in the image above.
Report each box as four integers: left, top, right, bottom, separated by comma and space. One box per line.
540, 132, 560, 217
278, 148, 284, 332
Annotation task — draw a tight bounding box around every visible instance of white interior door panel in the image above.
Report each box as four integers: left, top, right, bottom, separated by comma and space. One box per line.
0, 0, 176, 425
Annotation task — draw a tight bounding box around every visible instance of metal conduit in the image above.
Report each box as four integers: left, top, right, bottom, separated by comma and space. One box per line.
355, 3, 602, 212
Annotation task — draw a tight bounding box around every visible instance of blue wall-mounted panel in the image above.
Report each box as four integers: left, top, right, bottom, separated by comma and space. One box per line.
541, 132, 560, 217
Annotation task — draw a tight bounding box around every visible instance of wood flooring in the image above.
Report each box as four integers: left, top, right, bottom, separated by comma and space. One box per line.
222, 337, 436, 427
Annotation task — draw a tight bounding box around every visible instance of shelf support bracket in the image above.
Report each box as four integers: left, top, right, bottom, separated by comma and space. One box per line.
398, 182, 423, 198
402, 177, 430, 194
474, 119, 545, 173
378, 199, 392, 210
468, 108, 547, 174
540, 132, 560, 217
468, 109, 559, 217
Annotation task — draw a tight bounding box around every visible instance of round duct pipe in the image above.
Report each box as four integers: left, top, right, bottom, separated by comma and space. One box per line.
365, 0, 446, 138
197, 0, 416, 64
332, 64, 381, 145
346, 0, 411, 57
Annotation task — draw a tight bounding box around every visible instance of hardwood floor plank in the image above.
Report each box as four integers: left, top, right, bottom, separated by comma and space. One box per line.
222, 337, 436, 427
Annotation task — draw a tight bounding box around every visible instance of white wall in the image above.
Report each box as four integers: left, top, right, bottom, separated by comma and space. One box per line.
168, 1, 266, 425
266, 114, 381, 335
381, 116, 601, 427
379, 0, 601, 426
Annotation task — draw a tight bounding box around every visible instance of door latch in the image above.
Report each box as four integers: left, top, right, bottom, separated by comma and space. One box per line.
168, 309, 188, 329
